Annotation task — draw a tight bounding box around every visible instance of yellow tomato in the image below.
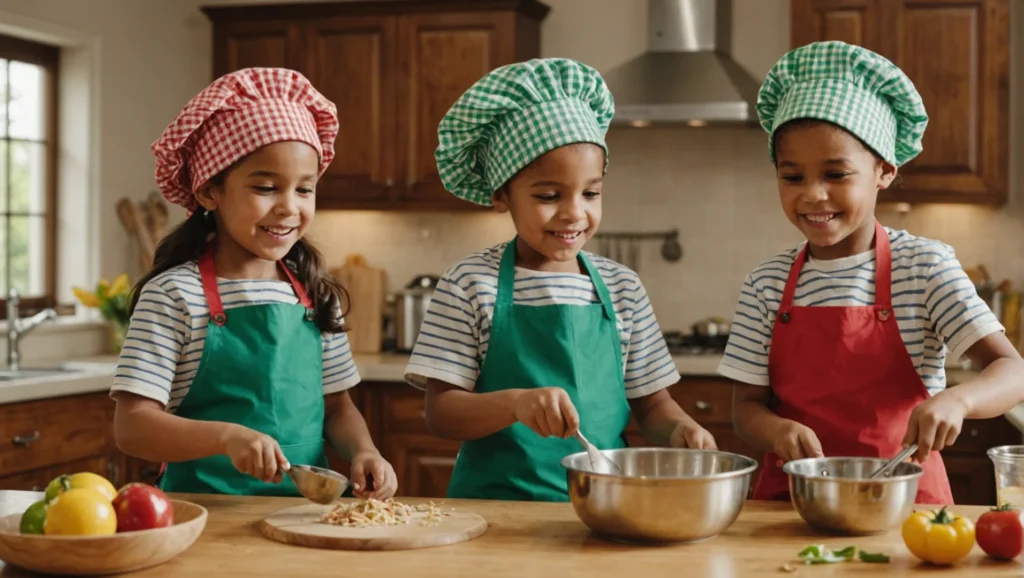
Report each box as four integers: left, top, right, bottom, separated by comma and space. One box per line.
43, 488, 117, 536
45, 472, 117, 503
902, 507, 976, 565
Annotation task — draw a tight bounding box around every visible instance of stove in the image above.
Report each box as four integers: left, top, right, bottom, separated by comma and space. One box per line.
662, 330, 727, 356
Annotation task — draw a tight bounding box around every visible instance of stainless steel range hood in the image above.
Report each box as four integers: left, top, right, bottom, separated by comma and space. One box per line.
604, 0, 762, 126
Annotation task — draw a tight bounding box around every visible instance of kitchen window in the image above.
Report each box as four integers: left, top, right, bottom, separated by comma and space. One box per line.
0, 33, 59, 319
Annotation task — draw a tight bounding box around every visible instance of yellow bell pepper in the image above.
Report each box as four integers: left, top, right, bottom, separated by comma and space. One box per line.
902, 507, 976, 565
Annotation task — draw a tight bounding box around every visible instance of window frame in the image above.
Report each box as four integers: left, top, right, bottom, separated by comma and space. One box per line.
0, 33, 63, 320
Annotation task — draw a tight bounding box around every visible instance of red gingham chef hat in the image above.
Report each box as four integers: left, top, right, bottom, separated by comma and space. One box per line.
151, 67, 339, 211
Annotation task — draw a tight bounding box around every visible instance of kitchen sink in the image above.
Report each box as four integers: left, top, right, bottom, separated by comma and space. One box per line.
0, 366, 87, 382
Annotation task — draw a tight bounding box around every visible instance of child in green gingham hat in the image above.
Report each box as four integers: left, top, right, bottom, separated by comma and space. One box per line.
717, 41, 1024, 505
401, 58, 716, 502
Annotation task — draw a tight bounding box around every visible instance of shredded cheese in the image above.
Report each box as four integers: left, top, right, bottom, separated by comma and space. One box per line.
319, 498, 448, 528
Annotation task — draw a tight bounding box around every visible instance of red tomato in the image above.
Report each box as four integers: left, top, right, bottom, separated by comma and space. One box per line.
112, 483, 174, 532
976, 504, 1024, 561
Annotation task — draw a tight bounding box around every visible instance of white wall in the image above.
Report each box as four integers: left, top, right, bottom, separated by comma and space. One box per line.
0, 0, 1019, 344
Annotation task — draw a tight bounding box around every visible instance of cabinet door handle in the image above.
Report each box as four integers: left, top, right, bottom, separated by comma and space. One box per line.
695, 401, 712, 412
385, 179, 394, 187
12, 431, 40, 446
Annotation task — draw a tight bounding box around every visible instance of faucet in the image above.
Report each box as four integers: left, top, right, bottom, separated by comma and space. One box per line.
6, 288, 58, 371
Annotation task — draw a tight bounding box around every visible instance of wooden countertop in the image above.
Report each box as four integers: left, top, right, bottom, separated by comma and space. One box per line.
0, 491, 1016, 577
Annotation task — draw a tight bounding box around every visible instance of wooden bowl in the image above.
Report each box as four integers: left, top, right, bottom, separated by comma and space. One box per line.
0, 499, 207, 576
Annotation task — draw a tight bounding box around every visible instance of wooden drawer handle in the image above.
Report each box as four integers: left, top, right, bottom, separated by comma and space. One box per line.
969, 429, 979, 437
695, 401, 712, 412
12, 431, 40, 447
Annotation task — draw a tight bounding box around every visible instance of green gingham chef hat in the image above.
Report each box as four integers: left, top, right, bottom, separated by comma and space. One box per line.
435, 58, 615, 206
757, 41, 928, 166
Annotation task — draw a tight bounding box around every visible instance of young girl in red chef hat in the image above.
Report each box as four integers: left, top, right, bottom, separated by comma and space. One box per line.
719, 41, 1024, 505
109, 68, 397, 498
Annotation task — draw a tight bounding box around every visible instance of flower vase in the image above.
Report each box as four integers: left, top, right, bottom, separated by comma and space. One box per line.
110, 320, 129, 354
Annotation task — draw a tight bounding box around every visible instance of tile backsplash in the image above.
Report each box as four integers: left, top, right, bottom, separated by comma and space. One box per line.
310, 126, 1024, 333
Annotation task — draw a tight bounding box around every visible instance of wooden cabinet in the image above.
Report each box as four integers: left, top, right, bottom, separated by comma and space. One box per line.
0, 393, 122, 490
202, 0, 549, 212
790, 0, 1010, 205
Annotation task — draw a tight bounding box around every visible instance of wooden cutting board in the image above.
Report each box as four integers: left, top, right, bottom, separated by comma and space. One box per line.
331, 255, 386, 353
258, 502, 487, 551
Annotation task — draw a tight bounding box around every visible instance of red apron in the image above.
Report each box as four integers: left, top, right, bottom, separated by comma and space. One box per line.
752, 221, 953, 505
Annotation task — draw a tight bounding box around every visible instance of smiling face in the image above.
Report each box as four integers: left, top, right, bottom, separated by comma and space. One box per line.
774, 120, 898, 259
195, 141, 319, 276
493, 143, 605, 273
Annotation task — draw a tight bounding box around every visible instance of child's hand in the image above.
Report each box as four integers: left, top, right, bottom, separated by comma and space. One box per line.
220, 424, 287, 483
903, 390, 968, 462
350, 450, 398, 500
514, 387, 580, 438
772, 421, 824, 462
669, 421, 718, 450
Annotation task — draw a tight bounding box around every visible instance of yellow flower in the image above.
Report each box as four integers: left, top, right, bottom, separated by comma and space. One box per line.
72, 287, 100, 308
107, 274, 129, 297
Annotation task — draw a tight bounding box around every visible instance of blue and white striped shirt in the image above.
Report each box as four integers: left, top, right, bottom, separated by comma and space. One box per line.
717, 227, 1003, 394
109, 262, 360, 413
404, 243, 681, 399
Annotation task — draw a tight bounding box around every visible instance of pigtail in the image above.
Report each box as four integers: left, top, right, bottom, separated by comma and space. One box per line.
286, 238, 349, 334
129, 209, 214, 314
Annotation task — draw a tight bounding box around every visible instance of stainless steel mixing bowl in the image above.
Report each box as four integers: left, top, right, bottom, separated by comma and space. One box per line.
560, 447, 758, 544
783, 457, 923, 535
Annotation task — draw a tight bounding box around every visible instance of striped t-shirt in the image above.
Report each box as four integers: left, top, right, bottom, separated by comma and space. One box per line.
109, 262, 361, 413
717, 227, 1002, 394
404, 243, 681, 399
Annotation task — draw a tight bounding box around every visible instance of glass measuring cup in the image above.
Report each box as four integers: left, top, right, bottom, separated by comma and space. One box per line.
987, 446, 1024, 507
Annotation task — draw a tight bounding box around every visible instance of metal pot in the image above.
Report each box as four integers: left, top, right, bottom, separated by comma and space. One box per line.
692, 316, 730, 338
394, 274, 439, 352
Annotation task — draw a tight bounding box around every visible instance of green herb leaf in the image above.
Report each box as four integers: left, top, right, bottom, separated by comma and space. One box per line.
798, 544, 856, 564
857, 551, 890, 563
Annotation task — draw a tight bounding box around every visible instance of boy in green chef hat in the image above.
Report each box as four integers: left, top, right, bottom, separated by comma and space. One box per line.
403, 58, 717, 502
719, 41, 1024, 504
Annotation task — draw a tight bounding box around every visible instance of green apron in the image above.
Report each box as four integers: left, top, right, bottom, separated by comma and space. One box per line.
159, 246, 329, 496
446, 240, 632, 502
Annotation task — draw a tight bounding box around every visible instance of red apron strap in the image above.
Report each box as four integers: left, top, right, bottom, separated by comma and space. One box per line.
279, 261, 313, 309
873, 220, 893, 309
198, 246, 227, 326
778, 245, 808, 317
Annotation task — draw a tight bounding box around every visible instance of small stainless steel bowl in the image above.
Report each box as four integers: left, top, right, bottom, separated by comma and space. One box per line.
783, 457, 923, 535
560, 447, 758, 544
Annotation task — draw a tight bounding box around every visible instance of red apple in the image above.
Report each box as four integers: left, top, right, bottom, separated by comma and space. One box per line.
112, 483, 173, 532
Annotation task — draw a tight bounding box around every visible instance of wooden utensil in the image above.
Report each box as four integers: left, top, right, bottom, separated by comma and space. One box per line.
331, 254, 386, 354
147, 191, 169, 245
0, 500, 207, 576
116, 197, 156, 271
259, 501, 487, 551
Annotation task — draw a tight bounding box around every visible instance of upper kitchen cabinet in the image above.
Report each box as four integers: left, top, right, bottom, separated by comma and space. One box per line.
202, 0, 550, 212
790, 0, 1010, 206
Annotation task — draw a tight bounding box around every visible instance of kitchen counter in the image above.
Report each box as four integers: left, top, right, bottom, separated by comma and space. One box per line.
0, 490, 1013, 576
0, 353, 727, 405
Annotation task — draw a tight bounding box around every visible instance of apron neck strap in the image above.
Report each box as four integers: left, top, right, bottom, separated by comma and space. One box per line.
198, 244, 313, 327
497, 239, 616, 320
872, 220, 892, 307
779, 220, 893, 313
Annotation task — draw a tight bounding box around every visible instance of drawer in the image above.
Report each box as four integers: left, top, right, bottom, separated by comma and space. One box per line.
0, 456, 112, 492
380, 388, 429, 434
945, 417, 1021, 455
0, 393, 115, 477
669, 381, 733, 425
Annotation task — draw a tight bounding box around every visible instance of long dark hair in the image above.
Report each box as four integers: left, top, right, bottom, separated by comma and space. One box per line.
130, 182, 349, 334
